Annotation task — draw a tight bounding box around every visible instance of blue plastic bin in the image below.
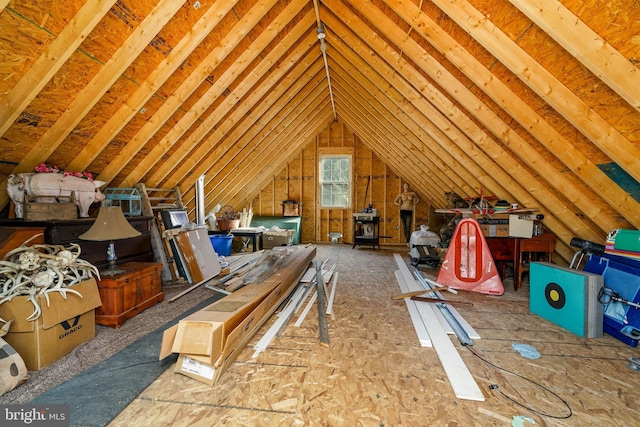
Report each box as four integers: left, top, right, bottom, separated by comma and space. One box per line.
210, 234, 234, 256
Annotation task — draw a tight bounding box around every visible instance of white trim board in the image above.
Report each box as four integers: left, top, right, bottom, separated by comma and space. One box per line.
394, 254, 485, 401
394, 270, 432, 347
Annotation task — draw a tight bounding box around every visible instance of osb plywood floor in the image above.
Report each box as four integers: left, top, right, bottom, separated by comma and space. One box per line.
110, 244, 639, 426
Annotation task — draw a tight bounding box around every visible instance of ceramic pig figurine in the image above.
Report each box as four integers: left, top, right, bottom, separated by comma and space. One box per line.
7, 173, 106, 218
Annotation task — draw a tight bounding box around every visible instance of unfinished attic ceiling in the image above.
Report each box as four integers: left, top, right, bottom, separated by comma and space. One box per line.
0, 0, 639, 256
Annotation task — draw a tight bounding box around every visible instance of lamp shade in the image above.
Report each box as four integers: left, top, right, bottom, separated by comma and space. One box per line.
79, 206, 141, 241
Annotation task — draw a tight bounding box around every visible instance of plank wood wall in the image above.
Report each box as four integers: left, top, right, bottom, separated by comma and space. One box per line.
252, 121, 435, 245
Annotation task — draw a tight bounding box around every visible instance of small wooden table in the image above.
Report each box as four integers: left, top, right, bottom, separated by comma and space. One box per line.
486, 233, 555, 290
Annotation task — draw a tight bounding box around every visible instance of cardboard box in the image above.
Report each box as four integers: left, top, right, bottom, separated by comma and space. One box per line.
475, 214, 536, 238
476, 214, 509, 237
509, 214, 534, 238
161, 246, 316, 385
263, 229, 295, 249
0, 279, 101, 370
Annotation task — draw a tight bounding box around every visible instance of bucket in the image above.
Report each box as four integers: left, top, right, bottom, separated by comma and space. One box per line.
210, 234, 234, 256
217, 219, 240, 231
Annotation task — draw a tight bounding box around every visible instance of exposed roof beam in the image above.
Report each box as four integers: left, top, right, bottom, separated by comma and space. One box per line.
322, 4, 606, 244
510, 0, 640, 112
118, 1, 310, 188
66, 0, 239, 173
97, 0, 280, 184
339, 0, 637, 231
156, 35, 320, 191
0, 0, 117, 137
426, 0, 640, 186
0, 0, 186, 207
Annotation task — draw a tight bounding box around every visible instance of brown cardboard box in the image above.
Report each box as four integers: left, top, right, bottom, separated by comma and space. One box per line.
263, 229, 295, 249
160, 246, 316, 385
0, 279, 101, 370
476, 214, 509, 237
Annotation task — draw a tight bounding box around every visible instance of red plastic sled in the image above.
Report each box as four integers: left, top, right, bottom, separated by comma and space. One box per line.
436, 218, 504, 295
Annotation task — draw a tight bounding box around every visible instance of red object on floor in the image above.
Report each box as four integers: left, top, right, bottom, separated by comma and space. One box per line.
436, 218, 504, 295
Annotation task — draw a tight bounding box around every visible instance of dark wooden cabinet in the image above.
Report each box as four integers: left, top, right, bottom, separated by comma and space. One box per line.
0, 217, 154, 270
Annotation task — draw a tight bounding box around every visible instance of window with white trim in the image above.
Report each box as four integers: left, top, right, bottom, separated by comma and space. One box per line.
319, 155, 351, 208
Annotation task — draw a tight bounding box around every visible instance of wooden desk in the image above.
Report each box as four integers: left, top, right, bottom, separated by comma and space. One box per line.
486, 233, 555, 290
517, 233, 555, 290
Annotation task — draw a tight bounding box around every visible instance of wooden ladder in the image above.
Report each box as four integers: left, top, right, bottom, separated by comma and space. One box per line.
135, 183, 187, 284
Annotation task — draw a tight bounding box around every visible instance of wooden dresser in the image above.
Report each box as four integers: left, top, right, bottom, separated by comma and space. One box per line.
95, 262, 164, 327
0, 217, 154, 270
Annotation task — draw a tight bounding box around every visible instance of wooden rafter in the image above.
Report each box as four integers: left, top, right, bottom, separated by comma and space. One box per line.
65, 0, 239, 173
96, 0, 280, 184
510, 0, 640, 112
431, 0, 640, 184
0, 0, 117, 138
119, 1, 312, 188
0, 0, 186, 207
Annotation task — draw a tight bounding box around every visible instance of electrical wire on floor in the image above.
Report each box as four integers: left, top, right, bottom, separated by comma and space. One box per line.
464, 345, 573, 419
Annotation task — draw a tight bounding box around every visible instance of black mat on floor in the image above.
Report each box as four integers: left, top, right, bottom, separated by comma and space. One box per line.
31, 293, 225, 427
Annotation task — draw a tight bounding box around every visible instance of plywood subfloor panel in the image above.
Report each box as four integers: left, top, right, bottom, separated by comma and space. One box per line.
110, 244, 640, 426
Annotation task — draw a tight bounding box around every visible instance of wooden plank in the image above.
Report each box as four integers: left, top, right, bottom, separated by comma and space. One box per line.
148, 13, 317, 188
100, 0, 285, 186
365, 0, 640, 228
322, 2, 619, 246
0, 0, 117, 138
509, 0, 640, 112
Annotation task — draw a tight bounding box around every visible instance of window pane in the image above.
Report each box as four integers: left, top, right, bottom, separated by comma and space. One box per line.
320, 155, 351, 207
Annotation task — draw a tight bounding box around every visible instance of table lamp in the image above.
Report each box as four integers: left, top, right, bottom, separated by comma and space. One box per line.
80, 205, 141, 276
